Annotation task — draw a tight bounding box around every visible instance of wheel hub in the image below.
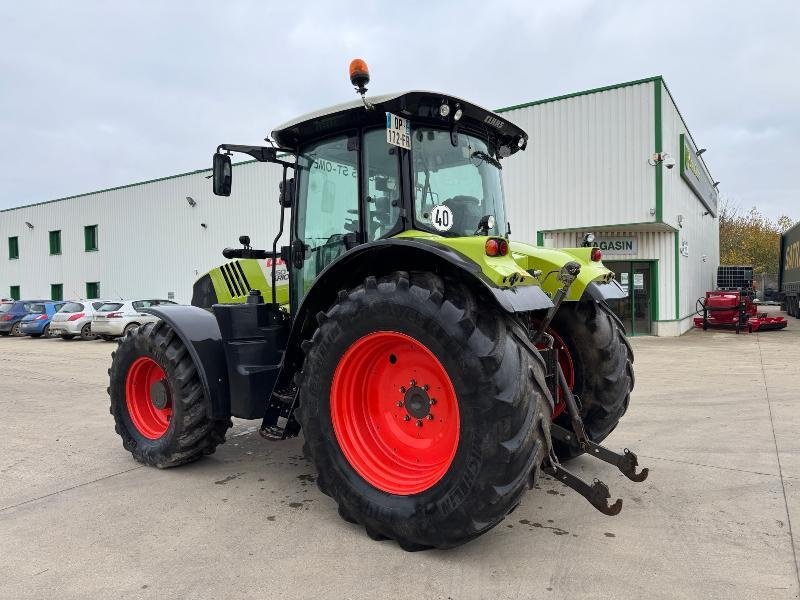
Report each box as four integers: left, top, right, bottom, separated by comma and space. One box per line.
150, 379, 171, 410
403, 385, 431, 419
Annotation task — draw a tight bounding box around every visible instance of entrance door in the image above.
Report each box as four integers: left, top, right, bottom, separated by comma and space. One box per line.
603, 261, 654, 336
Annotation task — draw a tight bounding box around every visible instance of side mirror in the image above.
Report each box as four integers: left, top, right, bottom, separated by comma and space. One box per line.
279, 177, 294, 208
213, 152, 232, 196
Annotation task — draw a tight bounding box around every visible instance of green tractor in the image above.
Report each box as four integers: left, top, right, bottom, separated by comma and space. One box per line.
108, 60, 646, 550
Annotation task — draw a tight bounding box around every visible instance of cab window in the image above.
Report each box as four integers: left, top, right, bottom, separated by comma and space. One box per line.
362, 128, 401, 241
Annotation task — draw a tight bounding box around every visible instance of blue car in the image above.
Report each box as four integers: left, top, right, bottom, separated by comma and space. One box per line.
0, 300, 50, 337
19, 301, 68, 338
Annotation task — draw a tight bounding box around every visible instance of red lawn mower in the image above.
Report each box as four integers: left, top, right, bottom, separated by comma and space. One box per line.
694, 266, 787, 333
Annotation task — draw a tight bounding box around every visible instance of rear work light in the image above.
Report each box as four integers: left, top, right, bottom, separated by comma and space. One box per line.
67, 313, 85, 321
590, 247, 602, 262
485, 238, 509, 257
106, 312, 123, 319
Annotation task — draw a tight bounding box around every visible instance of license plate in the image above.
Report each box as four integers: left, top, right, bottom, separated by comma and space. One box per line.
386, 112, 411, 149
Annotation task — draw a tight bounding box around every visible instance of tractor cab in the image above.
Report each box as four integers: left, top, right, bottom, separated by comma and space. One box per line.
213, 79, 528, 309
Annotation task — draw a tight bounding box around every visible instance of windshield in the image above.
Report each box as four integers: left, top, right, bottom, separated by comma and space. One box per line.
412, 128, 507, 237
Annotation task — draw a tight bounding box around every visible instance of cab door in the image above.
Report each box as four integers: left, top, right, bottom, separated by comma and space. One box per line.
291, 134, 360, 309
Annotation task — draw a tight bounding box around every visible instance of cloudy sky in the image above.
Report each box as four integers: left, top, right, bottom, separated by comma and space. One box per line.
0, 1, 797, 219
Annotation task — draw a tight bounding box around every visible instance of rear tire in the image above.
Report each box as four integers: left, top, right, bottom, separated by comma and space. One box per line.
42, 324, 51, 338
10, 322, 22, 337
124, 323, 140, 336
549, 300, 634, 460
296, 271, 552, 550
80, 322, 96, 341
108, 321, 232, 467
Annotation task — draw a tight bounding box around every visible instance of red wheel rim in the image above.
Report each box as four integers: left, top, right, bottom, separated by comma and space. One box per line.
125, 356, 172, 439
330, 332, 460, 496
535, 327, 575, 419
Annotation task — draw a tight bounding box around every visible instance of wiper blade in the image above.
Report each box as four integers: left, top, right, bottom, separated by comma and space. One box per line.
471, 151, 502, 170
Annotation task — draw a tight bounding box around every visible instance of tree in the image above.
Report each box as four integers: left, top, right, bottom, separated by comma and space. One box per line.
719, 200, 795, 274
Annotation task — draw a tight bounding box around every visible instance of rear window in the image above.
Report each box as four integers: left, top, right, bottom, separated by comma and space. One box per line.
0, 304, 11, 314
98, 303, 123, 312
60, 302, 84, 313
27, 303, 46, 314
92, 302, 106, 310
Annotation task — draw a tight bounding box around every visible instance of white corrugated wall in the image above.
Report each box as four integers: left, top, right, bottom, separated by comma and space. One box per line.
0, 161, 287, 303
659, 80, 720, 331
500, 80, 657, 237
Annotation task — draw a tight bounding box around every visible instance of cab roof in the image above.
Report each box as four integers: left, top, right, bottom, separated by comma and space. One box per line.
271, 90, 528, 155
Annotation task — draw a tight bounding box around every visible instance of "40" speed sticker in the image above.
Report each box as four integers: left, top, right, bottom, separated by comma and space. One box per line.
431, 204, 453, 232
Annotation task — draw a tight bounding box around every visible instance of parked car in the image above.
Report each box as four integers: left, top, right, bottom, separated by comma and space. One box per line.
0, 300, 50, 337
49, 299, 110, 340
19, 301, 68, 337
92, 299, 177, 340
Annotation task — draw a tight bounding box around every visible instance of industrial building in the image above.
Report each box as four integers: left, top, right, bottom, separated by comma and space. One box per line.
0, 76, 718, 336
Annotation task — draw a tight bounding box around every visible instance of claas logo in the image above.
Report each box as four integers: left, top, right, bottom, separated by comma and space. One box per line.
786, 241, 800, 271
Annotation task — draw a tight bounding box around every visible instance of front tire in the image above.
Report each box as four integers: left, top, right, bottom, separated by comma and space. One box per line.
549, 300, 634, 460
297, 272, 552, 550
108, 321, 232, 467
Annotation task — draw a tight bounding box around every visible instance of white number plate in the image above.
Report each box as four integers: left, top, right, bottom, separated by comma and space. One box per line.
386, 112, 411, 149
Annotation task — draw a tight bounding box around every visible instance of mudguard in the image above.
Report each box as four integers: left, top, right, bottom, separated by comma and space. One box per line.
584, 279, 628, 301
277, 238, 554, 387
140, 305, 231, 419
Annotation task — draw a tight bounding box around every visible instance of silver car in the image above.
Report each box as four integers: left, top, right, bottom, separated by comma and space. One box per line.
91, 299, 177, 340
50, 299, 110, 340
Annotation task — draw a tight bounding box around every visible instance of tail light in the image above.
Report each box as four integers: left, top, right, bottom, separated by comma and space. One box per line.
106, 312, 123, 319
36, 314, 48, 320
485, 238, 509, 257
590, 248, 602, 262
67, 313, 85, 321
1, 315, 11, 321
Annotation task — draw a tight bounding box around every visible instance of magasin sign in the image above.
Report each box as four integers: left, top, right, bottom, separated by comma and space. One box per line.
592, 237, 638, 255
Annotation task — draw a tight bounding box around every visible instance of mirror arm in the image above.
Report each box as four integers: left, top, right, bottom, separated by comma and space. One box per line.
217, 144, 296, 168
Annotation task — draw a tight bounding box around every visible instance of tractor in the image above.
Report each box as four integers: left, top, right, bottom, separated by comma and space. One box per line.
108, 60, 646, 550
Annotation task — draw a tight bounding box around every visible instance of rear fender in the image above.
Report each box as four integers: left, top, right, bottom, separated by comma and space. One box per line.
140, 305, 231, 419
278, 238, 554, 385
510, 241, 622, 301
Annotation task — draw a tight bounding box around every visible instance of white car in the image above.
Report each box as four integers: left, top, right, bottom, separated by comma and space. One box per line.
50, 299, 111, 340
91, 299, 177, 340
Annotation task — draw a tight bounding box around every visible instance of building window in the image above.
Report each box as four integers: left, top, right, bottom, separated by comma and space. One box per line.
10, 285, 20, 300
8, 236, 19, 259
49, 230, 62, 255
51, 284, 64, 301
84, 225, 98, 251
86, 281, 100, 298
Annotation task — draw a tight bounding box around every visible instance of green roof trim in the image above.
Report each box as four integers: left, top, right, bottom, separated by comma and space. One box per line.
1, 160, 257, 214
496, 76, 662, 113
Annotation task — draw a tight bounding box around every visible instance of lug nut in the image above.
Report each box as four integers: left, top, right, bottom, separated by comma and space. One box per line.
423, 384, 429, 391
403, 415, 410, 422
399, 386, 406, 394
410, 379, 416, 387
427, 414, 434, 420
430, 398, 437, 405
396, 401, 404, 407
416, 420, 423, 427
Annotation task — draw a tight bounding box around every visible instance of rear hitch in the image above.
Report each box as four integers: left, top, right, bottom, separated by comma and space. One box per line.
541, 360, 648, 515
551, 424, 649, 483
543, 460, 623, 516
